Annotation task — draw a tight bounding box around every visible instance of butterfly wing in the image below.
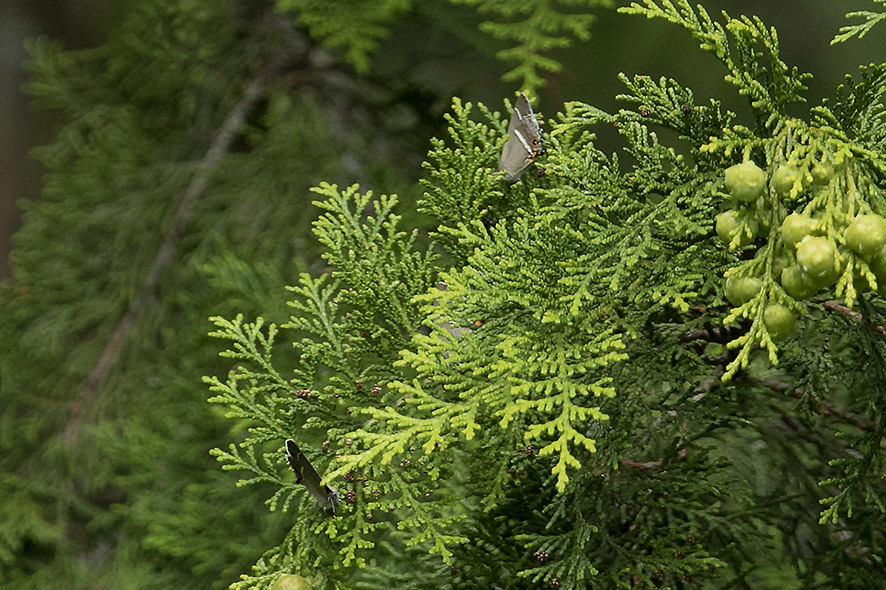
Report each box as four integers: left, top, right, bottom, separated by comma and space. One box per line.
500, 133, 533, 182
285, 439, 340, 514
500, 94, 544, 182
509, 94, 541, 137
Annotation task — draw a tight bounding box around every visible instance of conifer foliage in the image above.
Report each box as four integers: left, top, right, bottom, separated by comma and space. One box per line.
275, 0, 609, 92
2, 0, 614, 588
208, 1, 886, 589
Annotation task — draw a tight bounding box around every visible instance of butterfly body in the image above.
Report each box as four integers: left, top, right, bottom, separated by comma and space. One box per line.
285, 439, 341, 515
499, 94, 545, 182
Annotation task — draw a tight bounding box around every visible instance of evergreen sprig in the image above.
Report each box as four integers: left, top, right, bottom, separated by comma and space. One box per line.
451, 0, 612, 92
275, 0, 411, 73
205, 3, 886, 588
275, 0, 609, 90
207, 185, 442, 585
419, 97, 506, 261
813, 63, 886, 154
817, 296, 886, 525
620, 0, 811, 129
832, 0, 886, 44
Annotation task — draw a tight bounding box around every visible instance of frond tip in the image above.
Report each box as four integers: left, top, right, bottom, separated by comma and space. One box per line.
831, 0, 886, 44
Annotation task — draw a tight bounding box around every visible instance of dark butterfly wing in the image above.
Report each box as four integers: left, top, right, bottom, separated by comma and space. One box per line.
285, 439, 340, 514
499, 94, 544, 182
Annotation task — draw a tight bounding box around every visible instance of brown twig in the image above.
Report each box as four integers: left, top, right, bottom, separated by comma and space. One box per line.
619, 449, 686, 471
754, 377, 875, 432
63, 58, 288, 444
619, 458, 663, 470
682, 326, 737, 343
822, 300, 886, 334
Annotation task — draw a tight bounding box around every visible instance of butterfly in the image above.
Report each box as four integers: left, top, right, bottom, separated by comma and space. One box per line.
499, 94, 545, 182
284, 438, 341, 515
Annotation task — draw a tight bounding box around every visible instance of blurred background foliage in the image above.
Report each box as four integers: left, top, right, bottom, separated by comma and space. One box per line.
0, 0, 884, 588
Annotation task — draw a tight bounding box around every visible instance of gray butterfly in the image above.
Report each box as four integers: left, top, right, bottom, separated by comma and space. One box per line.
284, 438, 341, 515
499, 94, 545, 182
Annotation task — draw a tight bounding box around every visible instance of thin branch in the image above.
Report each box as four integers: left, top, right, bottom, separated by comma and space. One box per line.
822, 299, 886, 334
619, 458, 662, 470
682, 325, 740, 343
754, 377, 875, 432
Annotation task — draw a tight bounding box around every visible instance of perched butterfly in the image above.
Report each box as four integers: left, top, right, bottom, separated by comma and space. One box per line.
284, 439, 340, 515
499, 93, 545, 182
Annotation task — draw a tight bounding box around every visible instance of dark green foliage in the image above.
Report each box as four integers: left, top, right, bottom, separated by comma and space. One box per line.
814, 62, 886, 151
0, 1, 341, 588
452, 0, 613, 91
275, 0, 411, 74
275, 0, 610, 91
206, 2, 886, 589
